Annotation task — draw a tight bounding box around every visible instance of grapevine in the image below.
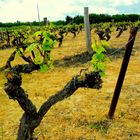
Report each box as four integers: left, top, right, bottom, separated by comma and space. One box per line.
91, 40, 110, 76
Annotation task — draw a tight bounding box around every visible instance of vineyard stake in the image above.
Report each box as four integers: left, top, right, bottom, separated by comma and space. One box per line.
108, 27, 138, 119
84, 7, 93, 54
37, 3, 40, 22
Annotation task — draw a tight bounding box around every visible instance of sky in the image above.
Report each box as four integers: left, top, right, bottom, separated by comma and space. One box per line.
0, 0, 140, 23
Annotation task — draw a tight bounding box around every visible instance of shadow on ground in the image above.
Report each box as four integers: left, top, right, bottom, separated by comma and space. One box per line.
53, 46, 137, 68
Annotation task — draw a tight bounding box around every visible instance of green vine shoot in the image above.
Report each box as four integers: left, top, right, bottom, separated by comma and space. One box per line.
16, 30, 56, 72
91, 40, 110, 77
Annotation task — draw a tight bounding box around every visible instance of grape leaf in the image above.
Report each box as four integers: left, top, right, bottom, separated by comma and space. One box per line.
27, 43, 38, 52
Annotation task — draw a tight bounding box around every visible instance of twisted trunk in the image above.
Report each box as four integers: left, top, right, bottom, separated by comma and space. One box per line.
4, 63, 102, 139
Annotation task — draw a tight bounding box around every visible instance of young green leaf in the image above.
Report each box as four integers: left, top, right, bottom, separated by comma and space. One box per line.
91, 40, 110, 77
34, 31, 42, 37
26, 43, 39, 52
42, 44, 52, 51
40, 64, 49, 72
101, 40, 110, 47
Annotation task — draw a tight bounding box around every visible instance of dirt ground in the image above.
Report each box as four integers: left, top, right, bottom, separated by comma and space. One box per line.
0, 29, 140, 140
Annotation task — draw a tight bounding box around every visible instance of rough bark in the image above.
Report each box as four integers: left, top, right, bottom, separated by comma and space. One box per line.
0, 51, 16, 71
4, 63, 102, 140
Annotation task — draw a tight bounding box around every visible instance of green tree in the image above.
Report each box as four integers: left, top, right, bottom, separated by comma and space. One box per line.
65, 16, 73, 24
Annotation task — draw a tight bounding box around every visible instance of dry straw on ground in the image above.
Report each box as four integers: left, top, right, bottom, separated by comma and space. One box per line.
0, 30, 140, 140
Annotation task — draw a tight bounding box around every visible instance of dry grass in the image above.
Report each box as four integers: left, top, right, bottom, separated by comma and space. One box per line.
0, 30, 140, 140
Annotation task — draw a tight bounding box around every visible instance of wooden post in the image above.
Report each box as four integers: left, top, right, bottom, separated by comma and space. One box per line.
108, 27, 138, 119
84, 7, 92, 54
44, 17, 48, 25
37, 4, 40, 22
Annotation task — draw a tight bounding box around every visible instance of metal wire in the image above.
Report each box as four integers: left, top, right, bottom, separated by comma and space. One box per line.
107, 36, 135, 57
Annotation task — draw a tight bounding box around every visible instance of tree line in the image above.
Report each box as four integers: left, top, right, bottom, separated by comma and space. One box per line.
67, 14, 140, 24
0, 14, 139, 27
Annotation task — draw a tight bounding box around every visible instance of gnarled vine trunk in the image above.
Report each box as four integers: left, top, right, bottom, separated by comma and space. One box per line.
4, 63, 102, 140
